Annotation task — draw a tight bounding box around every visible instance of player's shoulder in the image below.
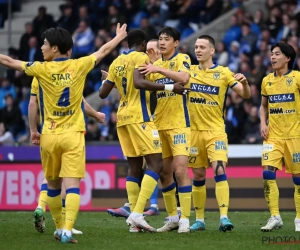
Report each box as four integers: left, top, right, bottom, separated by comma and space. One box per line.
190, 64, 198, 71
214, 65, 232, 74
153, 58, 163, 66
262, 72, 274, 82
178, 53, 190, 61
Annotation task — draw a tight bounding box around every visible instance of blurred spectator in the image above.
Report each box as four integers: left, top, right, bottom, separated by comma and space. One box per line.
249, 54, 267, 89
239, 22, 257, 55
21, 36, 43, 62
85, 120, 101, 141
0, 78, 16, 109
242, 106, 262, 144
105, 5, 126, 31
32, 6, 55, 41
228, 41, 240, 72
222, 15, 242, 49
220, 0, 233, 15
0, 94, 25, 139
276, 13, 291, 42
56, 4, 78, 34
19, 23, 35, 60
140, 18, 158, 40
215, 42, 229, 66
0, 122, 14, 146
72, 21, 95, 58
264, 5, 282, 39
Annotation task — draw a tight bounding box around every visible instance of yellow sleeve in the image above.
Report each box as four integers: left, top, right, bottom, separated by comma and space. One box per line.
178, 54, 191, 74
225, 68, 238, 88
77, 55, 97, 74
21, 61, 44, 77
30, 77, 39, 96
134, 53, 150, 69
261, 78, 267, 96
106, 61, 116, 84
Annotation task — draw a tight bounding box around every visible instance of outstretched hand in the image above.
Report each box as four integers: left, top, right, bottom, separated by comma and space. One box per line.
116, 23, 127, 40
234, 73, 248, 85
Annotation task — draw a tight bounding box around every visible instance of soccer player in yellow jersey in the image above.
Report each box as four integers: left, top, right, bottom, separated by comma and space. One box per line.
186, 35, 250, 232
0, 24, 127, 243
99, 30, 187, 232
30, 76, 105, 234
260, 43, 300, 232
138, 26, 192, 233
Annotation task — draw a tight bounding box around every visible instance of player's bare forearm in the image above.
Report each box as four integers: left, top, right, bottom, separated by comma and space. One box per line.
260, 97, 268, 125
134, 69, 164, 91
156, 68, 190, 84
28, 99, 39, 132
93, 23, 127, 65
99, 81, 114, 99
83, 98, 97, 118
241, 84, 251, 99
0, 54, 23, 71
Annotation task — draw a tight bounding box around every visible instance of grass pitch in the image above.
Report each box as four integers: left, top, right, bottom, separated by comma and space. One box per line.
0, 211, 299, 250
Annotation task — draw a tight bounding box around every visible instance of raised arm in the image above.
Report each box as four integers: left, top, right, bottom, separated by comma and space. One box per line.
93, 23, 127, 65
0, 55, 23, 72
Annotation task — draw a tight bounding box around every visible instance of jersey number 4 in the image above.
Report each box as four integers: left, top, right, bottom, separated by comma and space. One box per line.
58, 87, 70, 107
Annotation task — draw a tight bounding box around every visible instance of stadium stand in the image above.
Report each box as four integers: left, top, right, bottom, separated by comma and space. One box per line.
0, 0, 300, 145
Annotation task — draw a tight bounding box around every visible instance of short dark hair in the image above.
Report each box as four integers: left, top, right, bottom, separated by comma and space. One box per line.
198, 35, 215, 48
271, 42, 296, 69
158, 26, 180, 41
42, 27, 73, 55
127, 29, 146, 49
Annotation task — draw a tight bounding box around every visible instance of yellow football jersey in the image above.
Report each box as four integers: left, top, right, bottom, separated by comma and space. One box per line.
22, 55, 97, 134
106, 50, 152, 127
189, 64, 237, 131
149, 52, 191, 130
261, 70, 300, 139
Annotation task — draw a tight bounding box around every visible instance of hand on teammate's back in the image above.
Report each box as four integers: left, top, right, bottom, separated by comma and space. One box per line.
139, 62, 159, 76
116, 23, 128, 40
260, 123, 269, 140
173, 82, 190, 95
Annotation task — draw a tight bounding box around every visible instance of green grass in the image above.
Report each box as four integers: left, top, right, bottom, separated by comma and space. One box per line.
0, 211, 300, 250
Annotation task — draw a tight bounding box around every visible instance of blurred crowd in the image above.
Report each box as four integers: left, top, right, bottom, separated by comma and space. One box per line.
0, 0, 300, 146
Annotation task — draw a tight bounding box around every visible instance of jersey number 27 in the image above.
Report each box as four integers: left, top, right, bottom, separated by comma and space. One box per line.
58, 87, 70, 107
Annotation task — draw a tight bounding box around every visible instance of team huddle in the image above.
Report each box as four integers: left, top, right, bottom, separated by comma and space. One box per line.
0, 22, 299, 243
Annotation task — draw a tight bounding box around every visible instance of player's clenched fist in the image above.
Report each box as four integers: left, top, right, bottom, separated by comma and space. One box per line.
173, 82, 190, 95
31, 131, 41, 145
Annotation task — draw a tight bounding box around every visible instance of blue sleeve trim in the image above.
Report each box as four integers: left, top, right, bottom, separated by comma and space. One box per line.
106, 79, 115, 85
262, 94, 268, 97
230, 82, 238, 88
62, 199, 66, 207
30, 93, 37, 96
293, 177, 300, 185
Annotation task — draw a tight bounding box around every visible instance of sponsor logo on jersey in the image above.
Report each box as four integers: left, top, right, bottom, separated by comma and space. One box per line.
268, 93, 295, 103
190, 83, 220, 95
190, 97, 218, 106
173, 134, 187, 145
155, 78, 174, 85
215, 141, 227, 150
292, 152, 300, 163
213, 72, 220, 79
269, 108, 295, 114
263, 144, 274, 151
190, 147, 198, 155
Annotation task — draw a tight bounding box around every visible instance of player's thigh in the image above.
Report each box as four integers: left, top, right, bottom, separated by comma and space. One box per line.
128, 122, 162, 156
284, 138, 300, 174
40, 134, 61, 180
189, 130, 208, 168
117, 125, 136, 157
167, 127, 191, 157
159, 130, 172, 159
207, 131, 228, 165
60, 132, 86, 178
262, 139, 284, 171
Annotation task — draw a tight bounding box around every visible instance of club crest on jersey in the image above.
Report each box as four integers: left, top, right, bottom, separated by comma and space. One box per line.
213, 72, 220, 80
170, 62, 175, 70
153, 140, 160, 149
286, 77, 293, 86
141, 124, 146, 130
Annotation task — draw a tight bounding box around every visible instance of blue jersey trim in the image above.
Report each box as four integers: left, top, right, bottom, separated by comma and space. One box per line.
38, 85, 45, 132
230, 82, 238, 88
106, 79, 115, 85
162, 51, 178, 61
182, 94, 190, 127
81, 100, 87, 131
222, 86, 229, 120
53, 57, 69, 62
123, 49, 135, 55
140, 89, 150, 122
30, 93, 37, 96
274, 69, 292, 76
